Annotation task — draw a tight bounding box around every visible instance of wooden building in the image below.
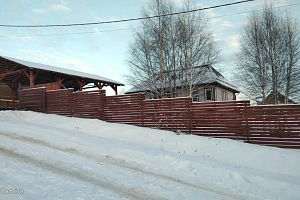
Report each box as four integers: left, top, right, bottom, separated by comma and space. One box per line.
0, 56, 124, 109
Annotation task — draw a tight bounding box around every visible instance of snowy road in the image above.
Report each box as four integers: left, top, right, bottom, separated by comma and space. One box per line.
0, 111, 300, 199
0, 129, 243, 200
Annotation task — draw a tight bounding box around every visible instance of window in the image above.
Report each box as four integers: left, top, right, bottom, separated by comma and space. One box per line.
192, 90, 199, 102
205, 88, 214, 101
221, 91, 228, 101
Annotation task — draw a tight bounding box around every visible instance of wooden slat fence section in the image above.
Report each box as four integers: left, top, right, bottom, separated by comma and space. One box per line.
243, 104, 300, 148
73, 90, 106, 119
46, 89, 73, 116
19, 87, 46, 113
105, 94, 144, 125
143, 98, 191, 132
0, 84, 13, 108
190, 101, 250, 140
17, 87, 300, 149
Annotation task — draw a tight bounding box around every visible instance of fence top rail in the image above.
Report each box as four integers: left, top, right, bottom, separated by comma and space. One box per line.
106, 93, 145, 97
106, 97, 144, 100
73, 89, 105, 94
20, 87, 46, 91
250, 104, 300, 109
47, 88, 74, 92
192, 100, 250, 105
143, 97, 192, 102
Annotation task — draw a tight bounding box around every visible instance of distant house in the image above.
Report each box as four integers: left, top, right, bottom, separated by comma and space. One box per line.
125, 65, 239, 102
256, 92, 296, 105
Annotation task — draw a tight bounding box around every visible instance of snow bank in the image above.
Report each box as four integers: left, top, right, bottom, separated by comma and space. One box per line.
1, 110, 300, 199
3, 110, 298, 177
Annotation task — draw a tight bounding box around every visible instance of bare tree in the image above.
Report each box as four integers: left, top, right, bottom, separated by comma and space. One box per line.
284, 14, 300, 103
125, 0, 220, 98
236, 3, 300, 104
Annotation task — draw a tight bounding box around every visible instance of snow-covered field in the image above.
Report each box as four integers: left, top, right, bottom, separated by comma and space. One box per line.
0, 111, 299, 200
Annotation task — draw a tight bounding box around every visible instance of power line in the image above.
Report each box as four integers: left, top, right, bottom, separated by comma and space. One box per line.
0, 27, 137, 38
208, 2, 300, 20
1, 1, 299, 39
0, 0, 254, 28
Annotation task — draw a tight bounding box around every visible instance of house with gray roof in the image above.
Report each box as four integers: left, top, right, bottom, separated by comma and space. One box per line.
125, 65, 239, 102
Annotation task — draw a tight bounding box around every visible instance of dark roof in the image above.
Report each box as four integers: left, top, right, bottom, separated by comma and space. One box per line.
0, 56, 124, 89
125, 65, 239, 94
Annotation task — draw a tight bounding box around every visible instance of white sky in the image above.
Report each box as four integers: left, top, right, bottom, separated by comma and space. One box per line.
0, 0, 299, 96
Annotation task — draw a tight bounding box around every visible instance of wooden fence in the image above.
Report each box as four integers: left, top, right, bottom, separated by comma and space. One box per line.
20, 88, 105, 119
191, 101, 249, 139
46, 89, 73, 116
105, 93, 144, 125
18, 88, 300, 149
243, 105, 300, 149
0, 84, 14, 108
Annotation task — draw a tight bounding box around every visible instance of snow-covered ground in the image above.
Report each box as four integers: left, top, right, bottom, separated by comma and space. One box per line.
0, 111, 299, 200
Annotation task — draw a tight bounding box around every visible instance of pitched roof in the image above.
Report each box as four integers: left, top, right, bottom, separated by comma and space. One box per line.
200, 65, 239, 93
0, 56, 124, 86
125, 65, 239, 94
266, 92, 296, 104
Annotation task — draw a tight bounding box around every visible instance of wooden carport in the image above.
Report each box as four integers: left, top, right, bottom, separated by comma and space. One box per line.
0, 56, 124, 109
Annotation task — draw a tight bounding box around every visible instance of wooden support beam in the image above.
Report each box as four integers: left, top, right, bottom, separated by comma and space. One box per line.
55, 76, 66, 89
96, 83, 104, 89
6, 82, 19, 110
0, 68, 26, 81
3, 63, 17, 73
76, 79, 86, 91
55, 76, 65, 83
24, 70, 37, 86
5, 64, 17, 74
29, 71, 34, 86
6, 82, 19, 91
110, 85, 118, 95
33, 70, 38, 79
12, 90, 16, 110
12, 74, 22, 83
24, 71, 29, 79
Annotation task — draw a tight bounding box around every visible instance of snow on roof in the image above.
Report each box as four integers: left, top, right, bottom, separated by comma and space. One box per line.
1, 56, 124, 86
125, 65, 239, 94
207, 65, 239, 93
125, 85, 150, 94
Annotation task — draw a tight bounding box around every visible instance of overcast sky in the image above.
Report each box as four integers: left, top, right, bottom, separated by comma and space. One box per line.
0, 0, 299, 96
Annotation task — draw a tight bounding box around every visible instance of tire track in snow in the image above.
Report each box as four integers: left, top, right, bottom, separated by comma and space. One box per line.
0, 131, 249, 200
0, 145, 165, 200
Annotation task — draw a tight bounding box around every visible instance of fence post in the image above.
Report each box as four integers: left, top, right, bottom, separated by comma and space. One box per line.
244, 101, 250, 142
45, 89, 47, 114
188, 98, 192, 134
71, 91, 75, 117
99, 90, 105, 120
41, 87, 46, 113
141, 97, 144, 127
